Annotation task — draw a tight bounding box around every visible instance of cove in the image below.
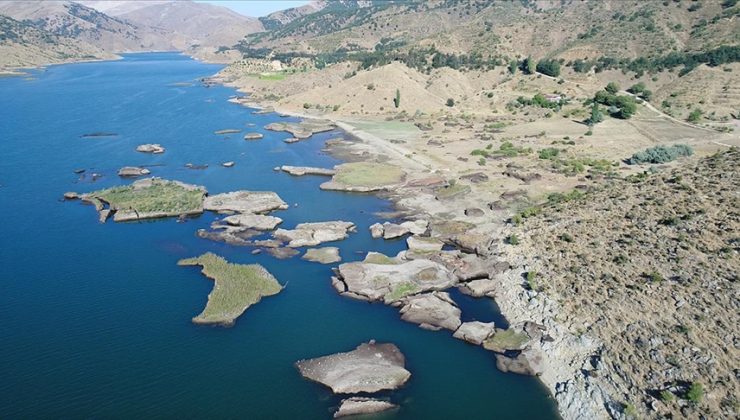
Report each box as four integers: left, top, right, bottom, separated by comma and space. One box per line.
0, 53, 558, 419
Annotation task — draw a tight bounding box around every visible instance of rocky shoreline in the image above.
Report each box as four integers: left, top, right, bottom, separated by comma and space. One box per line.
208, 74, 614, 419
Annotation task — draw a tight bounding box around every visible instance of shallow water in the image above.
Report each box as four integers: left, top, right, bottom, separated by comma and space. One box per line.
0, 53, 558, 419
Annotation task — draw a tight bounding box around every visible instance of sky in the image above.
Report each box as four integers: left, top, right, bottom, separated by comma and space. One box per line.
196, 1, 310, 17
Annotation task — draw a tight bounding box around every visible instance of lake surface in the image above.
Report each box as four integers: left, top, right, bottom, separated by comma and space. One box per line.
0, 53, 558, 419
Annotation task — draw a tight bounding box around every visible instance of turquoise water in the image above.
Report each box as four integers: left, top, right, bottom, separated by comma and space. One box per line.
0, 53, 558, 419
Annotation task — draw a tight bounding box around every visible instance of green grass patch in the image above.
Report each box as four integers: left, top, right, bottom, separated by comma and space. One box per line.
178, 253, 283, 325
385, 282, 418, 301
363, 252, 399, 265
89, 179, 205, 214
483, 329, 530, 352
333, 162, 405, 187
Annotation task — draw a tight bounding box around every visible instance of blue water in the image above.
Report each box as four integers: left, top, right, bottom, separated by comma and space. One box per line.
0, 53, 558, 419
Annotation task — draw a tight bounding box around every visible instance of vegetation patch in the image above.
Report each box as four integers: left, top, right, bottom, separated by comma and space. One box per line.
363, 253, 399, 265
178, 253, 283, 326
333, 162, 405, 187
385, 282, 418, 301
483, 329, 530, 352
627, 145, 694, 165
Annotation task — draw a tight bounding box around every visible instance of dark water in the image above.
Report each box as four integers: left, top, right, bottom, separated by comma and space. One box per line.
0, 53, 558, 419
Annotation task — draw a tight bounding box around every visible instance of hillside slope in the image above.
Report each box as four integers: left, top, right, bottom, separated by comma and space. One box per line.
0, 1, 174, 52
0, 14, 114, 72
511, 148, 739, 419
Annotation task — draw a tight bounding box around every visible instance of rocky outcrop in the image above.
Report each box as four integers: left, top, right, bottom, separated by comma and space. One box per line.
458, 278, 498, 297
320, 162, 405, 193
214, 129, 241, 135
334, 397, 396, 418
204, 191, 288, 214
222, 161, 235, 167
117, 166, 151, 177
273, 221, 355, 247
302, 247, 341, 264
333, 253, 457, 303
295, 341, 411, 394
244, 132, 263, 140
399, 291, 461, 331
369, 220, 428, 239
136, 143, 165, 154
280, 165, 335, 176
406, 236, 444, 252
265, 119, 335, 139
495, 349, 544, 376
453, 321, 496, 345
219, 214, 283, 231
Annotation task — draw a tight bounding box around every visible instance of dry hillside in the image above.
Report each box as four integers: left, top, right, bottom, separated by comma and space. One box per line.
510, 148, 739, 419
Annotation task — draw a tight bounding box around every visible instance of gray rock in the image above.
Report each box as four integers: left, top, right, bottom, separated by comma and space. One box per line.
281, 165, 335, 176
399, 292, 461, 331
335, 255, 457, 303
118, 166, 151, 177
219, 214, 283, 231
460, 172, 489, 183
302, 247, 341, 264
382, 223, 410, 239
464, 207, 485, 217
204, 191, 288, 214
369, 223, 384, 239
453, 321, 496, 345
244, 132, 263, 140
222, 161, 235, 167
458, 278, 498, 297
406, 236, 444, 252
274, 221, 355, 247
136, 143, 165, 154
334, 397, 397, 418
63, 192, 79, 200
495, 348, 544, 376
295, 341, 411, 394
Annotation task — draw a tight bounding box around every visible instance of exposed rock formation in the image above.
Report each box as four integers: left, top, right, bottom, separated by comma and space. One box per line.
280, 165, 335, 176
334, 397, 396, 418
204, 191, 288, 214
274, 221, 355, 247
295, 341, 411, 394
136, 143, 165, 154
453, 321, 496, 345
302, 247, 341, 264
117, 166, 151, 177
399, 291, 461, 331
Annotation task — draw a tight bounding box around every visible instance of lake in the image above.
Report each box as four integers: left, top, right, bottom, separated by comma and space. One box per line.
0, 52, 558, 419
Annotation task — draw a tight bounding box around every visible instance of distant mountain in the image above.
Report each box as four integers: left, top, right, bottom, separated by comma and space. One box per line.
90, 0, 264, 50
259, 1, 330, 30
0, 1, 175, 52
0, 14, 114, 72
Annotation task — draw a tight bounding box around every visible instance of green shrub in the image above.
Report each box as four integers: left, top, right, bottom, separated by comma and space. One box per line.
446, 98, 455, 107
508, 234, 520, 245
627, 144, 694, 164
660, 390, 675, 402
536, 59, 561, 77
687, 108, 703, 123
538, 147, 561, 159
605, 82, 620, 94
394, 89, 401, 108
686, 382, 704, 403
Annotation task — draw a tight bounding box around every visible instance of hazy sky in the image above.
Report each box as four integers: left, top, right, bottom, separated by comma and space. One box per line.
196, 1, 310, 17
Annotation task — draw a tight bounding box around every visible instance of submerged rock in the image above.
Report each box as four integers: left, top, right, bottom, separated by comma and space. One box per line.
196, 227, 260, 246
295, 341, 411, 394
302, 247, 341, 264
280, 165, 335, 176
334, 398, 397, 418
399, 291, 461, 331
177, 252, 283, 326
117, 166, 151, 177
204, 191, 288, 214
273, 221, 355, 247
136, 143, 165, 154
453, 321, 496, 345
214, 129, 241, 135
267, 247, 300, 259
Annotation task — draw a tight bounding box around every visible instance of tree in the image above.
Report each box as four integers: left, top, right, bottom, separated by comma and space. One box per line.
521, 56, 536, 74
687, 108, 703, 123
536, 59, 561, 77
393, 89, 401, 108
627, 82, 646, 94
605, 82, 620, 94
614, 95, 636, 119
587, 102, 604, 126
508, 59, 518, 74
446, 98, 455, 107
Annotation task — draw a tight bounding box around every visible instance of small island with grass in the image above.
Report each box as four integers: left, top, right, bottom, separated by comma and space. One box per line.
178, 253, 283, 327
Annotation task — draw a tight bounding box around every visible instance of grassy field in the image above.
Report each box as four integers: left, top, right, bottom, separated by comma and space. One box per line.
178, 253, 283, 326
333, 162, 404, 188
89, 179, 205, 215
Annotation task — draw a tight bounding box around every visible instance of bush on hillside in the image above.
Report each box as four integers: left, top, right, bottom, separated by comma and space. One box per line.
627, 144, 694, 164
536, 59, 561, 77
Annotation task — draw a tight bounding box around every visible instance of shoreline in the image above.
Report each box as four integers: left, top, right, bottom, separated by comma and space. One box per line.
213, 71, 611, 419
